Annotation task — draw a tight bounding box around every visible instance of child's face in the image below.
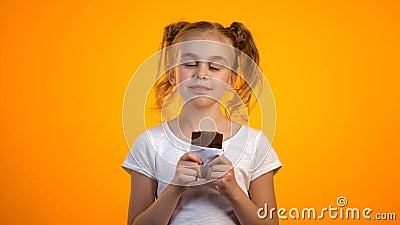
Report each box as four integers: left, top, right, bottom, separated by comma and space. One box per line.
169, 33, 237, 107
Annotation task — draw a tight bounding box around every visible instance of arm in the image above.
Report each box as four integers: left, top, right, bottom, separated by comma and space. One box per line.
127, 153, 203, 225
127, 170, 156, 225
232, 172, 279, 225
208, 156, 279, 225
128, 170, 183, 225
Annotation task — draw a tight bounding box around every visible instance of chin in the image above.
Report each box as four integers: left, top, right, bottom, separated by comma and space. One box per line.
185, 96, 219, 108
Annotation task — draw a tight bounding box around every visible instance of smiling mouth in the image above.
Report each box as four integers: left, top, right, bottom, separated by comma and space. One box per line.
189, 85, 212, 92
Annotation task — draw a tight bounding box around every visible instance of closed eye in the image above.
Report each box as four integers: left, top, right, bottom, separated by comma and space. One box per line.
210, 66, 220, 71
184, 61, 197, 67
209, 63, 222, 71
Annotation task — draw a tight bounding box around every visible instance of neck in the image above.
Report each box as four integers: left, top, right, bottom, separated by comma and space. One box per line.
178, 102, 226, 132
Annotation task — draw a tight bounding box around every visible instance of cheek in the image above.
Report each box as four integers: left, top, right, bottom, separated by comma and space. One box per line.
176, 67, 193, 82
214, 72, 233, 84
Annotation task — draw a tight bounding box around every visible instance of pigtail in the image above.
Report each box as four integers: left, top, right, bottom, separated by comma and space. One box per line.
155, 22, 188, 113
160, 22, 189, 49
227, 22, 262, 115
227, 22, 259, 65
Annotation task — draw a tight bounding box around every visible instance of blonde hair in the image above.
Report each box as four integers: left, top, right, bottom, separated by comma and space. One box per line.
155, 21, 262, 120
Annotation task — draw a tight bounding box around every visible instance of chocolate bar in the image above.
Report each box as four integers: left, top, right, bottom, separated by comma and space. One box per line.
190, 131, 223, 164
191, 131, 223, 149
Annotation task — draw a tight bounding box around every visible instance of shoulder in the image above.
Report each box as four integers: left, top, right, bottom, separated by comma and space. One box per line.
136, 123, 166, 141
234, 125, 275, 158
240, 127, 282, 178
131, 123, 168, 151
237, 125, 265, 145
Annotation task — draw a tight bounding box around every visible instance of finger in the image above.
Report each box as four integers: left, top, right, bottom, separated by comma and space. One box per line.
209, 171, 226, 180
207, 155, 221, 166
206, 155, 219, 162
177, 174, 198, 184
179, 160, 201, 166
180, 152, 203, 165
181, 166, 203, 179
178, 167, 199, 177
208, 155, 231, 166
208, 164, 231, 172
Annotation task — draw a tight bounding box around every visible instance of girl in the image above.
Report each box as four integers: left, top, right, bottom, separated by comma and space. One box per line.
122, 21, 282, 225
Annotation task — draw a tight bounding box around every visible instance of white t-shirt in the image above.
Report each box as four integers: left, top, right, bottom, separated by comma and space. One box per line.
122, 122, 282, 225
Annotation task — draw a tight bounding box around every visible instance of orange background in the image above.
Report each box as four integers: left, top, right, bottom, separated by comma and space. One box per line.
1, 0, 399, 224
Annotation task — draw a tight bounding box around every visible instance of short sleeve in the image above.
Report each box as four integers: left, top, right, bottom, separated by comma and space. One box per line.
122, 132, 156, 180
249, 132, 282, 181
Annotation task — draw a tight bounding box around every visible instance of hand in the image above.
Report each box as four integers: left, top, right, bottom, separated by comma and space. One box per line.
171, 152, 203, 189
207, 155, 241, 201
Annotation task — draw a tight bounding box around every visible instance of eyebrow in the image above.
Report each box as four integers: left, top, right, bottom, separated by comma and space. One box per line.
180, 53, 228, 64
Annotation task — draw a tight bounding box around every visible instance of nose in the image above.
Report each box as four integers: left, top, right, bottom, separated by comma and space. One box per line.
196, 75, 208, 80
196, 62, 209, 80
